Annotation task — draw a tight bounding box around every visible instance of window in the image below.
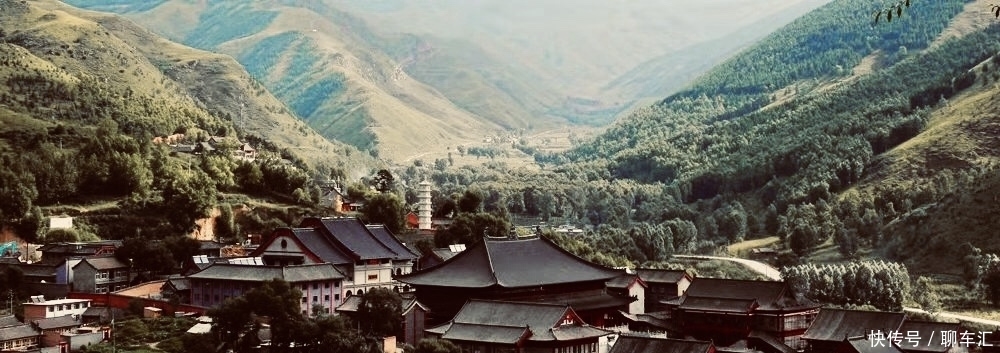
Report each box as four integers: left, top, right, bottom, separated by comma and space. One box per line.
313, 296, 318, 302
335, 294, 340, 301
325, 283, 330, 289
324, 295, 330, 302
47, 307, 53, 312
368, 274, 378, 281
302, 297, 307, 303
302, 284, 308, 290
313, 283, 318, 290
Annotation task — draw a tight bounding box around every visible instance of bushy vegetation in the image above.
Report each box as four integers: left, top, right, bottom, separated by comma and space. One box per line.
782, 260, 911, 311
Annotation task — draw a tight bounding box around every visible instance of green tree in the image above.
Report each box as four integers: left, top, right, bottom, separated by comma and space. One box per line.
163, 236, 202, 267
911, 276, 941, 313
357, 288, 402, 338
116, 238, 175, 275
43, 228, 81, 243
215, 204, 240, 241
161, 168, 217, 232
10, 206, 44, 243
434, 212, 510, 247
0, 156, 37, 228
457, 190, 483, 213
373, 169, 395, 193
414, 338, 462, 353
360, 193, 406, 234
209, 279, 306, 351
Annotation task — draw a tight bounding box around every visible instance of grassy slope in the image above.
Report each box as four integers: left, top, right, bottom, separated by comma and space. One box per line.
0, 0, 359, 237
833, 1, 1000, 275
30, 0, 375, 172
82, 1, 504, 161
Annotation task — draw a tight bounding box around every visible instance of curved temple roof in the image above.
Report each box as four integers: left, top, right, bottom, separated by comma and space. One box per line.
397, 236, 623, 288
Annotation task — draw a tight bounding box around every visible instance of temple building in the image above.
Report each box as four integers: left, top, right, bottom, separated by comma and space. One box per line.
396, 236, 629, 326
251, 217, 419, 296
802, 308, 906, 353
425, 299, 611, 353
665, 278, 822, 351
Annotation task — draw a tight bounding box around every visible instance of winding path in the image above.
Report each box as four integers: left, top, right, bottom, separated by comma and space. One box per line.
673, 254, 1000, 327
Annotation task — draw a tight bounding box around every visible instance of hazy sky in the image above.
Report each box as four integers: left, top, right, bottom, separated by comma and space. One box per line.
336, 0, 832, 90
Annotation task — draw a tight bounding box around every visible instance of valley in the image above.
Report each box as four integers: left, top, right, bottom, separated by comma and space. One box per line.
1, 1, 1000, 346
66, 0, 831, 161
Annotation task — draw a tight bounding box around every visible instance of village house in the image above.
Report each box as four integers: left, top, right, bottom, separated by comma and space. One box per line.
36, 241, 119, 264
251, 217, 419, 298
70, 256, 130, 293
186, 263, 346, 315
32, 315, 82, 348
425, 299, 611, 353
397, 236, 630, 327
22, 297, 92, 323
0, 316, 40, 351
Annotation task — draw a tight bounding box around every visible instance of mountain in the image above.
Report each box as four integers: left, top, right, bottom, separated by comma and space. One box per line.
65, 0, 830, 160
65, 0, 507, 160
602, 0, 831, 102
552, 0, 1000, 272
0, 0, 371, 173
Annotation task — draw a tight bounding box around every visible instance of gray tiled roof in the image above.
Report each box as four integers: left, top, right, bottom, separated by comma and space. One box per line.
431, 299, 608, 342
73, 256, 127, 270
164, 276, 190, 291
431, 248, 460, 262
608, 336, 713, 353
335, 296, 363, 313
289, 228, 352, 265
440, 323, 529, 344
606, 273, 640, 289
679, 296, 758, 313
513, 289, 634, 311
892, 321, 960, 353
0, 324, 38, 341
365, 225, 418, 261
0, 316, 22, 329
399, 237, 623, 288
635, 269, 690, 284
681, 278, 815, 311
802, 308, 905, 343
187, 263, 344, 283
33, 315, 80, 330
312, 218, 399, 260
282, 264, 345, 282
18, 264, 57, 278
38, 241, 121, 257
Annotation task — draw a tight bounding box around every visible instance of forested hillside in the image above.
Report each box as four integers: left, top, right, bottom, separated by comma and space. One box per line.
0, 0, 372, 246
509, 0, 1000, 274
